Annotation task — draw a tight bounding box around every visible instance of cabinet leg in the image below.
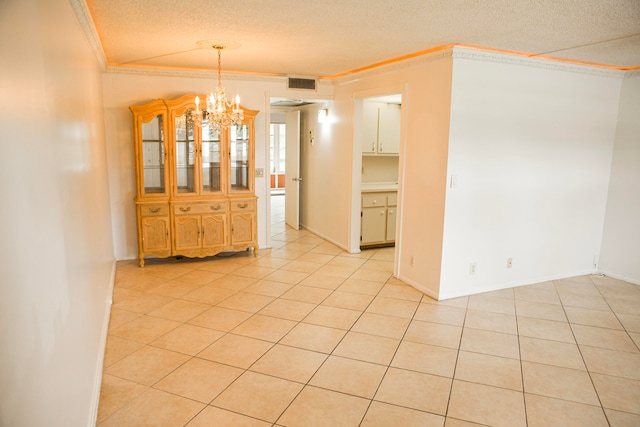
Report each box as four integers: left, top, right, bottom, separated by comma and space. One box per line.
253, 246, 258, 257
138, 256, 145, 268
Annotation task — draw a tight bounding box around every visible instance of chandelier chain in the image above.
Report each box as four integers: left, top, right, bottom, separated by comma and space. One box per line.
217, 47, 222, 89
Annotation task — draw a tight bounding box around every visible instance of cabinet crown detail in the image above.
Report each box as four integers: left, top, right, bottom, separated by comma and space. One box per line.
130, 94, 259, 267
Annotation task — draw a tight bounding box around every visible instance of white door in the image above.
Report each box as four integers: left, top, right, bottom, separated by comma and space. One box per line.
284, 110, 301, 230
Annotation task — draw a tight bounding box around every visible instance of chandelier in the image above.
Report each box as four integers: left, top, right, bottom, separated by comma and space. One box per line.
194, 44, 243, 129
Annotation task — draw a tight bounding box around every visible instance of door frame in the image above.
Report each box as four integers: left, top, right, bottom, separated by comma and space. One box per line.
350, 84, 408, 277
284, 110, 301, 230
263, 93, 333, 249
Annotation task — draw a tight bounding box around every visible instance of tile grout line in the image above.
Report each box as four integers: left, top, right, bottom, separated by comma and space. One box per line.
101, 221, 640, 425
515, 284, 529, 427
267, 245, 391, 426
551, 277, 625, 425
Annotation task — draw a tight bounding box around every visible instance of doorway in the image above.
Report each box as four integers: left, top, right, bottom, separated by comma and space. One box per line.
268, 98, 309, 238
351, 88, 405, 274
269, 121, 286, 196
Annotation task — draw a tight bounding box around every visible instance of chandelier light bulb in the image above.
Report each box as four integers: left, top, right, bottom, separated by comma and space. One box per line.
191, 44, 244, 130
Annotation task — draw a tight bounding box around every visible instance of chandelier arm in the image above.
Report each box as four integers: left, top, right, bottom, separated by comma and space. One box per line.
193, 43, 243, 130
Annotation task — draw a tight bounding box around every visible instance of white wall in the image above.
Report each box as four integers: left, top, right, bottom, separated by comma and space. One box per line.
599, 73, 640, 284
297, 102, 349, 246
0, 0, 115, 425
102, 72, 333, 259
439, 50, 623, 299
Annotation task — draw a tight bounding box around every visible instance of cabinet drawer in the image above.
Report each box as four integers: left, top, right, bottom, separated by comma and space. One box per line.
174, 202, 228, 215
230, 199, 256, 212
387, 192, 398, 206
362, 193, 386, 208
139, 204, 169, 217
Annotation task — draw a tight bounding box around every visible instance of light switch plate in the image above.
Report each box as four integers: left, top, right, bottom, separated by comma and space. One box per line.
255, 168, 264, 177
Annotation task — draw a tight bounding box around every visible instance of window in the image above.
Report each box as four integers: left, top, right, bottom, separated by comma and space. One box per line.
269, 123, 286, 188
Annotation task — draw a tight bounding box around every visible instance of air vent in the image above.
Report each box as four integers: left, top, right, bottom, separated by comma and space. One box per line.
287, 77, 317, 91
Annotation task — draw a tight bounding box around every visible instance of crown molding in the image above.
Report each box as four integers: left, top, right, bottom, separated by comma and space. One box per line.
67, 0, 106, 69
623, 69, 640, 79
105, 64, 290, 83
452, 47, 625, 79
332, 49, 454, 85
332, 45, 627, 84
104, 65, 337, 95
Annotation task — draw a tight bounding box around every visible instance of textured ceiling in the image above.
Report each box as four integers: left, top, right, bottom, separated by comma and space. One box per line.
86, 0, 640, 77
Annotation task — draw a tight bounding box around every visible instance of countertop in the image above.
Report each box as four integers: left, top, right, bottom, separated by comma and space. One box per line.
361, 182, 398, 193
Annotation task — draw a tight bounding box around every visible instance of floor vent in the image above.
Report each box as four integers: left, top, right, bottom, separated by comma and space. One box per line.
287, 77, 317, 90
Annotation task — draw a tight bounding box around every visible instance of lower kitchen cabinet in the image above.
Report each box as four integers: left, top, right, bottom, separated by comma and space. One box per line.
361, 191, 397, 248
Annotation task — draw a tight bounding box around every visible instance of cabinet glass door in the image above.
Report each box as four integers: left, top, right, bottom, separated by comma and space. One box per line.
141, 114, 165, 194
230, 123, 250, 191
175, 113, 196, 193
201, 123, 222, 193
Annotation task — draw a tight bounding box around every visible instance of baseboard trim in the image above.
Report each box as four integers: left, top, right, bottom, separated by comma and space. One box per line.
396, 273, 440, 300
597, 270, 640, 286
299, 223, 350, 253
88, 260, 116, 427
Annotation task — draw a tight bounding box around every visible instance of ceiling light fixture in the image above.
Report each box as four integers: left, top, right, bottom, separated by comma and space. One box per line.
194, 43, 243, 129
318, 108, 328, 123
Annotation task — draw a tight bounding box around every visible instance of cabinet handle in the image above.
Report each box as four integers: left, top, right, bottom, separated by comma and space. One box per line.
380, 210, 385, 215
179, 207, 191, 212
380, 144, 383, 152
149, 207, 160, 213
371, 142, 375, 152
237, 203, 248, 209
210, 205, 221, 211
372, 200, 377, 205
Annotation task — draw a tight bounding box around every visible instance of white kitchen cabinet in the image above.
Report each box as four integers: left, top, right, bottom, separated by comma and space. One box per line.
386, 193, 397, 242
361, 191, 397, 247
362, 101, 401, 155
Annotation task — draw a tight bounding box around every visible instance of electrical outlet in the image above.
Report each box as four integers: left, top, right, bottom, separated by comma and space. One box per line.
469, 263, 477, 275
507, 257, 513, 268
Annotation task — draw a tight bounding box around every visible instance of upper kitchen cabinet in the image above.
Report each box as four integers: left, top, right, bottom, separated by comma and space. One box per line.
362, 100, 401, 155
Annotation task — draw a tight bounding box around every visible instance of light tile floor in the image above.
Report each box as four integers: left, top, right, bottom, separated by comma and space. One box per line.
98, 195, 640, 426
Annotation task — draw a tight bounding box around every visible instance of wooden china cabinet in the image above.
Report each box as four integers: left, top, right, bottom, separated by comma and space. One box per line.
130, 94, 259, 267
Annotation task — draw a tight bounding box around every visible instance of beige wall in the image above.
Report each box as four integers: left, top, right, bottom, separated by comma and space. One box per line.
0, 0, 115, 425
333, 53, 454, 297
